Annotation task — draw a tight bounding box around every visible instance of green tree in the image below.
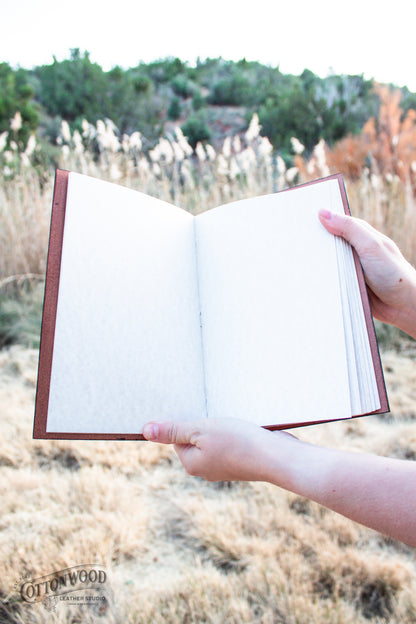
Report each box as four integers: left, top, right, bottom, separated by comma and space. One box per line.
106, 66, 160, 135
34, 51, 164, 139
34, 49, 108, 122
209, 71, 253, 106
258, 84, 327, 153
145, 57, 187, 84
0, 63, 39, 146
258, 71, 378, 152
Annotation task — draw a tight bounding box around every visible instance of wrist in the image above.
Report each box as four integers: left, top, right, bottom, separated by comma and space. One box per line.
262, 433, 330, 496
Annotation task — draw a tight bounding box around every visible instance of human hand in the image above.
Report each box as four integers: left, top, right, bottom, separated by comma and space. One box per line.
142, 417, 416, 545
142, 418, 298, 483
319, 210, 416, 338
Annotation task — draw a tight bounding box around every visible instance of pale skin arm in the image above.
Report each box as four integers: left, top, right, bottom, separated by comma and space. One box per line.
143, 211, 416, 546
143, 419, 416, 547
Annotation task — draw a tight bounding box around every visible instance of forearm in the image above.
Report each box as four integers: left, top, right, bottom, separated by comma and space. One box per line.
144, 419, 416, 546
391, 270, 416, 339
265, 435, 416, 546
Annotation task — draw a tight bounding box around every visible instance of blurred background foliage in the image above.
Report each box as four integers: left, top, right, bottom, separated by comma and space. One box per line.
2, 49, 416, 351
3, 48, 416, 158
0, 62, 39, 145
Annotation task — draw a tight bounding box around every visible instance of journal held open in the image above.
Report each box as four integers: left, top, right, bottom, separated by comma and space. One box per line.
33, 171, 388, 440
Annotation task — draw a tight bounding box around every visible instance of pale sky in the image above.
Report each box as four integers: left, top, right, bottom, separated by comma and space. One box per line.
2, 0, 415, 91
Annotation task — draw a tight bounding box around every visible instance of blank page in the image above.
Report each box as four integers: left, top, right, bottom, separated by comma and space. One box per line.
195, 180, 352, 426
47, 173, 206, 434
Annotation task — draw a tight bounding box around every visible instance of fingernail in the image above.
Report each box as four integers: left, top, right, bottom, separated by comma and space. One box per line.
143, 423, 159, 439
319, 209, 332, 220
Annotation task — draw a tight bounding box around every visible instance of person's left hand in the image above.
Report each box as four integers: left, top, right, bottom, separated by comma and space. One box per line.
142, 418, 297, 482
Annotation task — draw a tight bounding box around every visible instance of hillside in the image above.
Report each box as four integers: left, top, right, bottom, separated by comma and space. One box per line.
2, 51, 416, 160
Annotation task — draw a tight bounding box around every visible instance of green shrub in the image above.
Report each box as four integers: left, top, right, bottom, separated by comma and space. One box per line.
181, 112, 211, 148
145, 57, 187, 84
0, 63, 39, 147
192, 90, 206, 111
209, 72, 253, 106
168, 96, 182, 120
171, 75, 195, 98
34, 49, 108, 122
0, 283, 43, 349
132, 74, 152, 95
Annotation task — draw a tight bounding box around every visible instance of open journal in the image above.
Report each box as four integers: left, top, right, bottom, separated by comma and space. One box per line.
33, 170, 388, 440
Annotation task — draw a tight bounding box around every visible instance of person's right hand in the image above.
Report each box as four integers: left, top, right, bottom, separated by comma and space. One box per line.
319, 210, 416, 339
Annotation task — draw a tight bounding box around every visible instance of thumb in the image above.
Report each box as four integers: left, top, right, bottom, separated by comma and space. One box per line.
318, 210, 376, 255
142, 421, 201, 445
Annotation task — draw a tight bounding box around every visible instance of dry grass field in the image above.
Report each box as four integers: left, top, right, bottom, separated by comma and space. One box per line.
0, 339, 415, 623
1, 93, 416, 622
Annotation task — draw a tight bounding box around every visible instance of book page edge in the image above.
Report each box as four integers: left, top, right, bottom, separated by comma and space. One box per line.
336, 175, 389, 415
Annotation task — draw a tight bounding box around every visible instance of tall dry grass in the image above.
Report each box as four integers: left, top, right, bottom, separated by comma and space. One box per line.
295, 85, 416, 265
0, 344, 415, 623
2, 88, 416, 284
0, 114, 277, 284
0, 169, 52, 283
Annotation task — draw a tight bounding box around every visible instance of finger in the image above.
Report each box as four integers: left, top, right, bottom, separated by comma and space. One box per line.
318, 210, 378, 254
142, 421, 203, 445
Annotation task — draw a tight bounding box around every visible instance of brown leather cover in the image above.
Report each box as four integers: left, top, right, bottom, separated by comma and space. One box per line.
34, 170, 69, 439
33, 171, 389, 440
